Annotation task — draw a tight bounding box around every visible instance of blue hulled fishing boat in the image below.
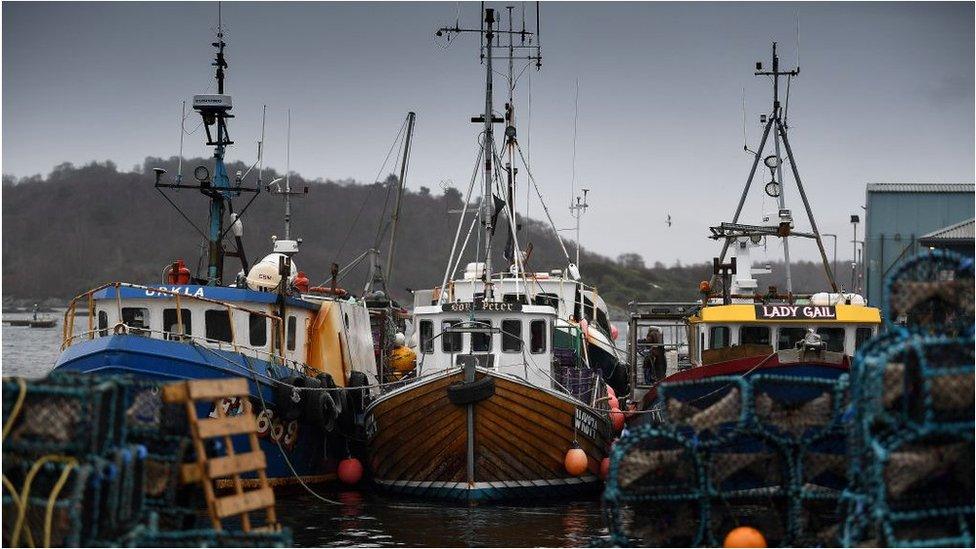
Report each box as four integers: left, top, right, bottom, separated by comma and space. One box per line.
52, 21, 377, 486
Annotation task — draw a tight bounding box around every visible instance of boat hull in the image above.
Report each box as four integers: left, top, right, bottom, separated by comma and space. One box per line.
365, 370, 611, 500
53, 335, 338, 486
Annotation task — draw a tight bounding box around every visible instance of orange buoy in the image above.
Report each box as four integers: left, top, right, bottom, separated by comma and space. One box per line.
610, 407, 625, 432
600, 457, 610, 480
338, 457, 363, 485
564, 446, 588, 476
723, 527, 767, 548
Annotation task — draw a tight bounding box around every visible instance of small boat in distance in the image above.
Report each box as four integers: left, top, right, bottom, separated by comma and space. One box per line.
365, 5, 618, 501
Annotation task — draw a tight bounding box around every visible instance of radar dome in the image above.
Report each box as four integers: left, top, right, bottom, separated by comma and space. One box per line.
246, 253, 298, 292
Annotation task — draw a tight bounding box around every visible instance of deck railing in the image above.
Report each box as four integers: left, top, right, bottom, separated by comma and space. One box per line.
61, 282, 300, 373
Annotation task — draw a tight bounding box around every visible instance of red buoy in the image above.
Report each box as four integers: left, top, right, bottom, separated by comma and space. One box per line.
610, 407, 625, 432
564, 447, 588, 476
337, 457, 363, 485
600, 457, 610, 480
723, 526, 767, 548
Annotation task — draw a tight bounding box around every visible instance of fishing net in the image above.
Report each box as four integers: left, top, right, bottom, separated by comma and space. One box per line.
1, 461, 97, 547
884, 249, 974, 338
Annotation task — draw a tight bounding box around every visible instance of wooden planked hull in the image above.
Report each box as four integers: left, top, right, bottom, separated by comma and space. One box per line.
365, 370, 612, 500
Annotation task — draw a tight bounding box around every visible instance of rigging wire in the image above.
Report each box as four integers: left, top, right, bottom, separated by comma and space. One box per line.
332, 117, 409, 266
514, 141, 572, 263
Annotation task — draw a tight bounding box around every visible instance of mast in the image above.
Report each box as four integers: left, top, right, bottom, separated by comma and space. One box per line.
385, 111, 416, 288
435, 3, 543, 302
711, 42, 839, 293
482, 7, 497, 301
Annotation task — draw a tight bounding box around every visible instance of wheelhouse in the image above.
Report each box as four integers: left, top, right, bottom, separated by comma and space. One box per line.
411, 303, 562, 390
687, 303, 882, 366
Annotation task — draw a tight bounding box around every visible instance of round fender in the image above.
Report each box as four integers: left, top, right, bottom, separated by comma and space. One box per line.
346, 371, 369, 413
313, 391, 338, 433
446, 377, 495, 406
274, 376, 309, 421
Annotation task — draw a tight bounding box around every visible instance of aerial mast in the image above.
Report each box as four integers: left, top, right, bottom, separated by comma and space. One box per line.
711, 41, 838, 294
435, 3, 542, 302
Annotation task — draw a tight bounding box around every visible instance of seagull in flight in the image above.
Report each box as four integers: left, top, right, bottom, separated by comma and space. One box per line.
666, 214, 672, 228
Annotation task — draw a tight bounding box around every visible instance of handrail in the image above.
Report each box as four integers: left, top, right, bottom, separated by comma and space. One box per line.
62, 282, 285, 358
62, 323, 313, 376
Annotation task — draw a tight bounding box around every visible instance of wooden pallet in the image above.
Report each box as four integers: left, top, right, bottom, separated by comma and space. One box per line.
163, 378, 280, 532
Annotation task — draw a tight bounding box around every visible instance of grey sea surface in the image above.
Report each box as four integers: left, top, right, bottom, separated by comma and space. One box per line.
1, 310, 623, 547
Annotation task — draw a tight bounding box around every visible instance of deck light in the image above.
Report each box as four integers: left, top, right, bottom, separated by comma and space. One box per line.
763, 155, 781, 169
193, 165, 210, 183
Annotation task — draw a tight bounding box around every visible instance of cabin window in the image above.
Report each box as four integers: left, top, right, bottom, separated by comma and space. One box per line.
205, 310, 233, 343
530, 320, 546, 354
777, 327, 807, 350
709, 326, 730, 349
533, 293, 559, 308
855, 327, 874, 350
471, 319, 492, 352
163, 308, 192, 340
122, 307, 150, 337
816, 327, 846, 352
502, 319, 522, 352
97, 311, 109, 337
419, 320, 434, 353
286, 316, 297, 351
442, 320, 463, 352
249, 313, 267, 347
740, 325, 770, 346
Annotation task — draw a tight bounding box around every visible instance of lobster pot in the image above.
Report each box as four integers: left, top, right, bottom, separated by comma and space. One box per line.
2, 377, 121, 456
879, 433, 974, 513
877, 337, 975, 428
883, 249, 975, 338
750, 374, 847, 443
799, 434, 848, 493
1, 462, 97, 547
92, 453, 124, 539
554, 361, 599, 403
656, 377, 748, 442
139, 434, 193, 509
880, 507, 975, 548
604, 427, 706, 547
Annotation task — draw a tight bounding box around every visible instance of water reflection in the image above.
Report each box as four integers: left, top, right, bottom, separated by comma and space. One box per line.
279, 488, 610, 547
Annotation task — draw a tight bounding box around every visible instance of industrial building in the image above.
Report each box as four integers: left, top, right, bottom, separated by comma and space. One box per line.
863, 183, 974, 307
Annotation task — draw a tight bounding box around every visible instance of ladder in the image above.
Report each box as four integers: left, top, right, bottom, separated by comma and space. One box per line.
162, 378, 280, 532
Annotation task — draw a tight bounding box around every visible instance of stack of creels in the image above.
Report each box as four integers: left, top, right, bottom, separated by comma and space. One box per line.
841, 250, 975, 548
603, 374, 850, 547
2, 373, 290, 548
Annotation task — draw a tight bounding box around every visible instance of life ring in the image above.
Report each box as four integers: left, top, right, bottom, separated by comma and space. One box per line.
446, 377, 495, 405
308, 286, 349, 298
114, 323, 128, 335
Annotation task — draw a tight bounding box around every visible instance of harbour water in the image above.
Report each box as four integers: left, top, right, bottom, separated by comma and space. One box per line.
1, 311, 615, 547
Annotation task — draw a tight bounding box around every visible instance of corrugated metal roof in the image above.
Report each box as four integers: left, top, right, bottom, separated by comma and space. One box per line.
919, 218, 975, 243
866, 183, 974, 193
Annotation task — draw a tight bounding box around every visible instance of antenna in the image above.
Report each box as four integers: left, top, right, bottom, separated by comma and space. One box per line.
569, 188, 589, 268
177, 100, 186, 183
266, 108, 308, 248
258, 104, 266, 186
571, 78, 579, 207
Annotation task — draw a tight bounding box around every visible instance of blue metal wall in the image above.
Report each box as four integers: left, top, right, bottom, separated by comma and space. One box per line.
864, 187, 974, 306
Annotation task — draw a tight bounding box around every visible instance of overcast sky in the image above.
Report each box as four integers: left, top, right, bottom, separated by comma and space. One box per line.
3, 2, 973, 265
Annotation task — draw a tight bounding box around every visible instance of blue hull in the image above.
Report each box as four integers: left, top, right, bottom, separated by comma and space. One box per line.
53, 335, 334, 484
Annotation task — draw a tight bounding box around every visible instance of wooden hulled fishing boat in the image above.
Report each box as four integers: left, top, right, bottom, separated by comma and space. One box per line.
365, 5, 617, 500
51, 20, 379, 486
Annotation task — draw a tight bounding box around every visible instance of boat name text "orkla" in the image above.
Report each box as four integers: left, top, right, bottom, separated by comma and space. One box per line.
755, 305, 837, 319
441, 302, 522, 313
144, 286, 206, 298
574, 407, 599, 439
